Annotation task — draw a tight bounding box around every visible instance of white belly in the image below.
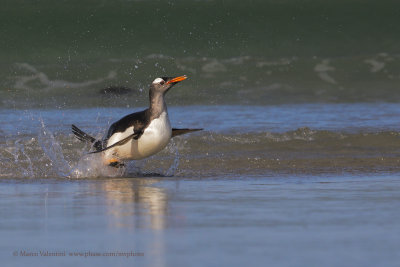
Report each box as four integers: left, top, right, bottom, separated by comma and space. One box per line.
103, 112, 172, 161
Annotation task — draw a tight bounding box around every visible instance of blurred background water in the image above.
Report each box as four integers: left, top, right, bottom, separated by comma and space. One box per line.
1, 0, 400, 108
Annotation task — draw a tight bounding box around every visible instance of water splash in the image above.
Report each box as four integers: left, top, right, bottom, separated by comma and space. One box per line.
165, 139, 180, 177
14, 138, 34, 177
37, 118, 125, 178
71, 154, 125, 178
0, 137, 36, 178
38, 118, 71, 177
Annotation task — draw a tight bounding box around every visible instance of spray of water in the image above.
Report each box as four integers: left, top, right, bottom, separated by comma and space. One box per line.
38, 118, 71, 177
165, 139, 180, 177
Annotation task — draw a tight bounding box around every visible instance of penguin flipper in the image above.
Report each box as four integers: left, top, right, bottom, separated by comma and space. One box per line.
88, 131, 141, 154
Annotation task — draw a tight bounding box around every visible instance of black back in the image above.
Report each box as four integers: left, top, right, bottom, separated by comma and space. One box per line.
106, 109, 151, 140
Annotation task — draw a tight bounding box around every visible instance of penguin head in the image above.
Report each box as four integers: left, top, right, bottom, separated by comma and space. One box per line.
151, 75, 187, 94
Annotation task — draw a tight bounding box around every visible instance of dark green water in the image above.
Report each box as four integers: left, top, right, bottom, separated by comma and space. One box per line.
2, 0, 400, 60
1, 0, 400, 108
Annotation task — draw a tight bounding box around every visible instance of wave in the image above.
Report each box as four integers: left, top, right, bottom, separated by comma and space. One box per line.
2, 127, 400, 179
2, 53, 400, 109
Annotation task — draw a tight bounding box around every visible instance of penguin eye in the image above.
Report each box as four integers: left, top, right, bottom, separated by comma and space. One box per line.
160, 80, 165, 85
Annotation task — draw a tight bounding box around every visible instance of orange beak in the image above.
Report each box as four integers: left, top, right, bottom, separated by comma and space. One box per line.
166, 75, 188, 84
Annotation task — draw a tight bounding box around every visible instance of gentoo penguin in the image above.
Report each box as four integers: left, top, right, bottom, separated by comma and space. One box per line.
72, 75, 202, 167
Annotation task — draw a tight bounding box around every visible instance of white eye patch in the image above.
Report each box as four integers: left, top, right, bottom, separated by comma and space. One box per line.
152, 78, 164, 84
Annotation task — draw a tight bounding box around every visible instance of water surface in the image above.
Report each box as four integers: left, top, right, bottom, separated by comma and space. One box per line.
1, 175, 400, 267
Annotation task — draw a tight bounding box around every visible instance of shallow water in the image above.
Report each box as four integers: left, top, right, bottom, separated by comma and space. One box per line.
1, 175, 400, 267
1, 104, 400, 266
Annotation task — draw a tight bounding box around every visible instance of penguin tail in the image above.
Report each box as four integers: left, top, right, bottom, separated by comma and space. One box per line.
71, 124, 103, 152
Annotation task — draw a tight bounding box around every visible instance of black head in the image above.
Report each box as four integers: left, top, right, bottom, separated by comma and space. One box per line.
150, 75, 187, 95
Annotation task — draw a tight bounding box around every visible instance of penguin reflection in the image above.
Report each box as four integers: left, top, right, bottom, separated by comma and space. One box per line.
97, 178, 168, 230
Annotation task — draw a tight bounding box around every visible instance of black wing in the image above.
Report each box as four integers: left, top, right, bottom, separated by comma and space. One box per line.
73, 109, 150, 154
87, 109, 151, 154
106, 109, 150, 140
88, 131, 142, 154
